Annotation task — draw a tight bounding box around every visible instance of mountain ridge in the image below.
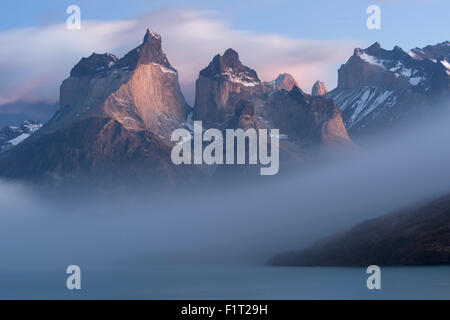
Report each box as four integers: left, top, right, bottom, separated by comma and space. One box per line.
326, 41, 450, 138
267, 193, 450, 267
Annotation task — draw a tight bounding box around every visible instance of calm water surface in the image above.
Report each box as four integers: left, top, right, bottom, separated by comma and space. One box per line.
1, 264, 449, 299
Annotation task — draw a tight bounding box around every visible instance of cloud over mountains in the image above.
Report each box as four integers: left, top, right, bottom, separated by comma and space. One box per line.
0, 9, 358, 105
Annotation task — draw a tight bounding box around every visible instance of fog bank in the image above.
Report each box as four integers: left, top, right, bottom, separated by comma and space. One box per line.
1, 106, 450, 271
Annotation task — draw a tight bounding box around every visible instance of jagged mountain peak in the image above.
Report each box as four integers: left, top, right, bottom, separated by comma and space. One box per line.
0, 29, 191, 181
355, 42, 410, 62
340, 41, 440, 91
367, 41, 382, 51
311, 80, 328, 96
409, 40, 450, 61
143, 28, 161, 42
329, 40, 449, 138
353, 42, 381, 56
269, 73, 298, 91
70, 30, 175, 77
59, 28, 188, 137
222, 48, 240, 63
116, 29, 173, 71
199, 48, 260, 86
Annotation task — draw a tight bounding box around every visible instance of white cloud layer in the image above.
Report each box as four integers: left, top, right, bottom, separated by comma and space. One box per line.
0, 9, 359, 106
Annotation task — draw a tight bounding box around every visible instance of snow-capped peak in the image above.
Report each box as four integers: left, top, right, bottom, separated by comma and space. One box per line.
221, 67, 259, 87
357, 49, 425, 87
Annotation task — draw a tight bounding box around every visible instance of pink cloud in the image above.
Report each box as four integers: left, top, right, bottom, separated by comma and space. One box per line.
0, 9, 359, 106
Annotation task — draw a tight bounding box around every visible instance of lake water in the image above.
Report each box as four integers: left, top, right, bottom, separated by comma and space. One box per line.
1, 264, 449, 299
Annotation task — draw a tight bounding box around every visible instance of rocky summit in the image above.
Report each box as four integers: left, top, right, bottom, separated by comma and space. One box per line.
311, 80, 328, 96
327, 42, 450, 138
0, 29, 357, 183
193, 48, 262, 126
0, 29, 193, 182
194, 49, 353, 149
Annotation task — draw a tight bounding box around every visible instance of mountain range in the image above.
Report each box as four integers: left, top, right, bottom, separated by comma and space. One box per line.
0, 29, 354, 181
0, 29, 448, 266
326, 41, 450, 139
0, 34, 450, 175
0, 31, 447, 183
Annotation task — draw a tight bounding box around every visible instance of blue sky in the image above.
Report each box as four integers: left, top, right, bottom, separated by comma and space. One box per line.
0, 0, 448, 104
2, 0, 448, 49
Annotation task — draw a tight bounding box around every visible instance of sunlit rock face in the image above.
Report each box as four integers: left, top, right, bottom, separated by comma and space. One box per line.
0, 30, 354, 182
0, 30, 195, 182
193, 48, 264, 127
269, 73, 299, 92
194, 49, 352, 150
311, 80, 328, 96
58, 29, 189, 141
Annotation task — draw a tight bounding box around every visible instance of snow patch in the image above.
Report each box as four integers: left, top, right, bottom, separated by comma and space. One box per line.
440, 60, 450, 76
360, 53, 386, 69
408, 50, 421, 60
349, 88, 373, 124
147, 29, 161, 39
409, 77, 423, 86
8, 133, 30, 146
152, 63, 177, 75
222, 68, 260, 87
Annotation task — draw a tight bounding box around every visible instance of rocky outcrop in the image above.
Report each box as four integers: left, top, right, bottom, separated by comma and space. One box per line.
264, 86, 352, 146
193, 48, 262, 127
268, 193, 450, 266
311, 80, 328, 96
268, 73, 298, 91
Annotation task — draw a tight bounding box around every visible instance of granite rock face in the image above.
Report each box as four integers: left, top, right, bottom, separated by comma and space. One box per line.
311, 80, 328, 96
57, 29, 189, 141
269, 73, 299, 92
194, 49, 353, 149
193, 48, 262, 126
0, 30, 193, 182
0, 32, 354, 182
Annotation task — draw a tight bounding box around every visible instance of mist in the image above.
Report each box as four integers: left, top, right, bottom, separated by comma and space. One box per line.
1, 104, 450, 273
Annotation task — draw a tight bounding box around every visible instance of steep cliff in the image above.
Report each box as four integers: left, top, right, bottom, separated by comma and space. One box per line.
0, 30, 193, 182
